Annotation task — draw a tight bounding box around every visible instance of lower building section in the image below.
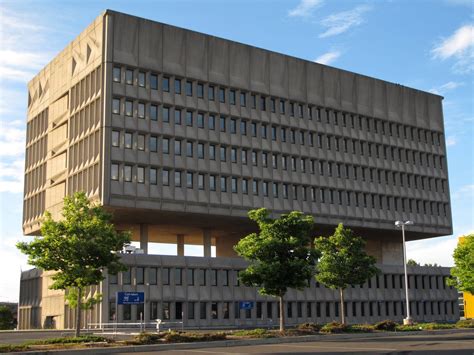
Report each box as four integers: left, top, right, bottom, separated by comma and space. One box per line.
18, 254, 459, 329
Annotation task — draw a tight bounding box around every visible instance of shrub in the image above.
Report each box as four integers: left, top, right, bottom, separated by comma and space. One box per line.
418, 323, 455, 330
232, 328, 274, 338
349, 324, 374, 332
135, 332, 166, 344
164, 331, 226, 343
374, 320, 398, 331
456, 319, 474, 328
297, 322, 322, 332
320, 321, 348, 333
0, 344, 29, 353
26, 335, 110, 345
396, 324, 422, 332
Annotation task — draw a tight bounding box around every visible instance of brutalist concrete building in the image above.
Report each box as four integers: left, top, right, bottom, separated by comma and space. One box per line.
19, 10, 457, 330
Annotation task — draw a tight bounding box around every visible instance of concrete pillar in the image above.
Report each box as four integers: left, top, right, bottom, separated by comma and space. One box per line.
215, 235, 239, 258
177, 234, 185, 256
203, 229, 211, 257
140, 224, 148, 254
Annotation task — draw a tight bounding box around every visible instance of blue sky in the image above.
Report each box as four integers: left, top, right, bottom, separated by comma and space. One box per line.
0, 0, 472, 302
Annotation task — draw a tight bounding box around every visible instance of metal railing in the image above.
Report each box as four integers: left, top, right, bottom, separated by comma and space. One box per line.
88, 319, 184, 334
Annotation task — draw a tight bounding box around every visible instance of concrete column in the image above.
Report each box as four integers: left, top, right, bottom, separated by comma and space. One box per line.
140, 224, 148, 254
203, 229, 211, 257
177, 234, 185, 256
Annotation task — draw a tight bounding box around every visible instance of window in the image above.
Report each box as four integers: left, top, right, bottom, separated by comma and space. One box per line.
263, 181, 269, 196
163, 106, 170, 122
197, 83, 204, 98
162, 169, 169, 186
251, 151, 257, 166
242, 149, 247, 164
150, 104, 158, 121
112, 98, 120, 114
251, 122, 257, 137
136, 267, 144, 284
175, 78, 181, 94
188, 302, 195, 319
150, 168, 157, 185
186, 141, 193, 157
208, 85, 215, 100
231, 177, 237, 193
125, 100, 133, 116
163, 76, 170, 92
240, 120, 247, 135
137, 134, 145, 151
210, 175, 216, 191
123, 268, 131, 284
186, 172, 193, 188
138, 71, 145, 87
125, 68, 133, 85
162, 302, 170, 320
252, 180, 258, 195
198, 269, 207, 286
251, 94, 257, 108
200, 302, 207, 319
220, 176, 227, 192
230, 118, 237, 134
162, 138, 169, 154
211, 269, 217, 286
231, 147, 237, 163
270, 98, 276, 112
197, 113, 204, 128
209, 114, 215, 130
174, 109, 181, 125
175, 268, 182, 285
198, 143, 204, 159
209, 145, 216, 160
150, 73, 158, 90
123, 304, 132, 320
220, 116, 226, 132
124, 165, 132, 182
112, 131, 120, 147
280, 100, 285, 113
198, 174, 204, 190
186, 111, 193, 126
219, 87, 225, 102
111, 164, 119, 180
260, 96, 266, 111
186, 81, 192, 96
261, 124, 267, 139
240, 92, 246, 106
174, 171, 181, 187
174, 140, 181, 155
242, 179, 248, 194
271, 126, 277, 141
230, 89, 236, 105
113, 66, 121, 82
124, 132, 132, 149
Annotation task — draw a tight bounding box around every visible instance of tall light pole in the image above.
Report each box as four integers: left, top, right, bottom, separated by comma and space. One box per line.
395, 220, 414, 325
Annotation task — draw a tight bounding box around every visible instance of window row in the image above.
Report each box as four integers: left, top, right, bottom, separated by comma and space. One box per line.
111, 66, 444, 147
109, 299, 456, 322
110, 164, 449, 217
111, 99, 445, 170
111, 132, 448, 194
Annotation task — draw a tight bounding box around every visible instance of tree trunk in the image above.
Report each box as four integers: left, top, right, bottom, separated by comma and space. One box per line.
279, 295, 285, 333
75, 288, 82, 337
339, 288, 345, 325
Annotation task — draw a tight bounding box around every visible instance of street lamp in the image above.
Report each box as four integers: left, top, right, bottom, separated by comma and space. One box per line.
395, 220, 414, 325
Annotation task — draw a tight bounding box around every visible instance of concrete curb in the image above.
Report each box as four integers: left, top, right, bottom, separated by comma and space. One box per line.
16, 328, 474, 354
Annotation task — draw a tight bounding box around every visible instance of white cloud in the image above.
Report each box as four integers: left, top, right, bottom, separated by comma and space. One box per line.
314, 50, 341, 65
429, 81, 464, 95
0, 120, 25, 193
407, 236, 458, 267
319, 5, 372, 38
446, 136, 457, 146
452, 184, 474, 200
432, 24, 474, 73
0, 235, 30, 302
288, 0, 324, 17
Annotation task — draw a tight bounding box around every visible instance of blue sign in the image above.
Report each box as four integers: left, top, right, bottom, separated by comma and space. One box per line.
117, 292, 144, 305
239, 301, 254, 310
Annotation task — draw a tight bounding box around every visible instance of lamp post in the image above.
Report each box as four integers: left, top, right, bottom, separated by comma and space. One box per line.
395, 220, 414, 325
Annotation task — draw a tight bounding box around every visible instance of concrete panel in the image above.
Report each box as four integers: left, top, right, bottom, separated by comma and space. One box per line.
340, 70, 356, 111
138, 19, 163, 72
427, 95, 443, 131
113, 13, 139, 66
307, 63, 324, 106
373, 79, 387, 120
288, 57, 306, 102
185, 31, 208, 81
269, 52, 288, 98
356, 75, 372, 116
322, 66, 340, 109
229, 42, 250, 89
208, 37, 229, 85
250, 47, 269, 94
387, 83, 402, 122
415, 91, 429, 127
163, 25, 186, 76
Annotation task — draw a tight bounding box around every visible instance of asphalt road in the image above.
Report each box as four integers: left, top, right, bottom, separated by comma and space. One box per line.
117, 332, 474, 355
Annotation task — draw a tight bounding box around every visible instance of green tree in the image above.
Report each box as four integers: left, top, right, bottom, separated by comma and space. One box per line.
17, 192, 130, 336
448, 234, 474, 293
407, 259, 420, 266
314, 223, 380, 325
0, 306, 15, 330
234, 208, 319, 332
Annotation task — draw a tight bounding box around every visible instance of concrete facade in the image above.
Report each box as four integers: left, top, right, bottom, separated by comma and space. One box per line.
19, 10, 456, 329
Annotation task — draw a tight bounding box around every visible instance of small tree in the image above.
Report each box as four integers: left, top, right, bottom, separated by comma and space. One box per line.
17, 192, 130, 336
0, 306, 15, 330
407, 259, 419, 266
315, 223, 379, 325
448, 234, 474, 293
234, 208, 319, 332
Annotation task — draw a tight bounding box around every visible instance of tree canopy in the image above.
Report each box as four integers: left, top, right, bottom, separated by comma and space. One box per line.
234, 208, 319, 331
17, 192, 130, 335
448, 234, 474, 293
315, 223, 379, 324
